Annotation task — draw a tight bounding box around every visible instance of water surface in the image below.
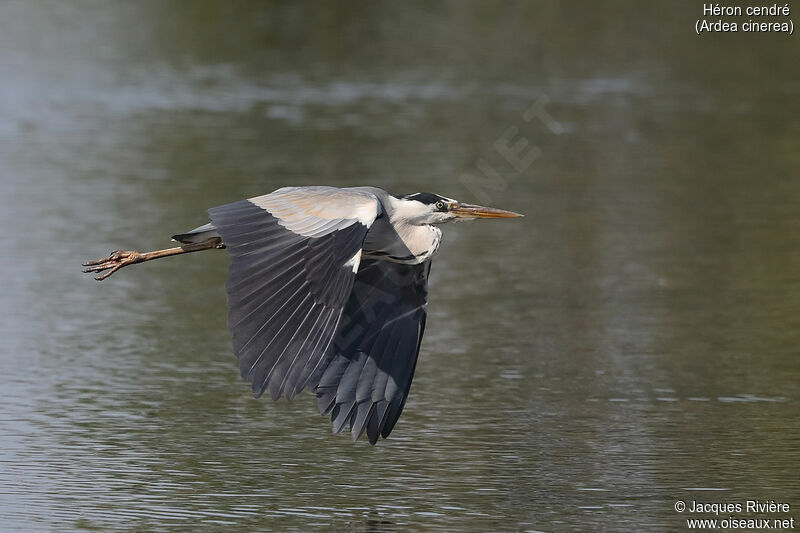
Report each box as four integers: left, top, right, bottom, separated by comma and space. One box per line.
1, 2, 799, 531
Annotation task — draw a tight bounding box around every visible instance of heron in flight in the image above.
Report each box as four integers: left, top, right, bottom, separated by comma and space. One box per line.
83, 186, 521, 444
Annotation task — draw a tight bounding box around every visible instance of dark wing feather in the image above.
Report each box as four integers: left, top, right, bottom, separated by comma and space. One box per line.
208, 192, 379, 401
315, 259, 430, 444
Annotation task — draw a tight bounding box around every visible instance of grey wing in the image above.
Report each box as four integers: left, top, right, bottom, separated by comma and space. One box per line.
207, 187, 381, 401
315, 259, 431, 444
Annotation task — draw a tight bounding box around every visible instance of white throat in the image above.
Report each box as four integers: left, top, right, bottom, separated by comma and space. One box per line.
361, 196, 443, 264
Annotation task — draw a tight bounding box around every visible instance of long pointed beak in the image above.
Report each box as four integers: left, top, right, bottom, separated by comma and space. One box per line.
449, 202, 524, 219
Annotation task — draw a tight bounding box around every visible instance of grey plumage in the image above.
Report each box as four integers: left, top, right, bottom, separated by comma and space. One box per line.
172, 222, 219, 244
318, 260, 430, 443
201, 186, 434, 443
103, 185, 522, 444
208, 197, 369, 402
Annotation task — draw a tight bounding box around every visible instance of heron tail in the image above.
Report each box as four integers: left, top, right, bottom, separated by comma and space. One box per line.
172, 222, 220, 244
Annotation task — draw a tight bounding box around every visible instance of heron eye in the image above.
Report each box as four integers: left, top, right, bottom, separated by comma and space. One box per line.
435, 201, 446, 210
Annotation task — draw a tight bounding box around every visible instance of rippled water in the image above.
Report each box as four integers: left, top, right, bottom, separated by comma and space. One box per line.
1, 2, 799, 531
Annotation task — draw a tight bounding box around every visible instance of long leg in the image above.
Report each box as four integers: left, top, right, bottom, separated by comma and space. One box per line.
82, 238, 225, 281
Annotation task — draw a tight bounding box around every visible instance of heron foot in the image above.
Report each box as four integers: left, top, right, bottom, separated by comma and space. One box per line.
82, 250, 145, 281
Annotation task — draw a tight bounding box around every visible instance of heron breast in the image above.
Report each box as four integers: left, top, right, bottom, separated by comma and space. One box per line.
362, 220, 441, 265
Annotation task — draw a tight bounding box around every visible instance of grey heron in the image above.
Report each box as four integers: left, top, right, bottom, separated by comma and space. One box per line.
83, 186, 522, 444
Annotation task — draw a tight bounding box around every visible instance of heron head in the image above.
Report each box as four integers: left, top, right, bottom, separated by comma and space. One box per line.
397, 192, 523, 225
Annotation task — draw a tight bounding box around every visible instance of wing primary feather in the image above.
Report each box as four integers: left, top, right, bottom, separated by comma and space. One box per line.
335, 352, 368, 405
245, 291, 313, 389
225, 242, 307, 294
228, 268, 307, 330
381, 400, 404, 439
287, 309, 339, 399
236, 280, 311, 358
331, 401, 356, 434
367, 400, 390, 445
351, 401, 375, 441
317, 393, 336, 416
265, 301, 321, 400
299, 311, 345, 392
273, 303, 329, 400
280, 309, 328, 401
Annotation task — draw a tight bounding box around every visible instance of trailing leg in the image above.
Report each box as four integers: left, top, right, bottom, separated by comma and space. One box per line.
82, 237, 224, 281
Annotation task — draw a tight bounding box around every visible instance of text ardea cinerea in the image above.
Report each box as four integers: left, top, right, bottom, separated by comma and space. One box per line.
83, 186, 522, 444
